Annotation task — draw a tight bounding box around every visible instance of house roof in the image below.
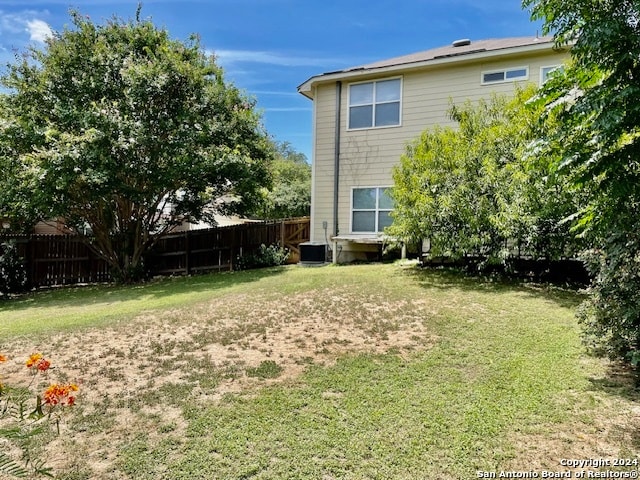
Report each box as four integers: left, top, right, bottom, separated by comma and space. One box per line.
298, 36, 563, 98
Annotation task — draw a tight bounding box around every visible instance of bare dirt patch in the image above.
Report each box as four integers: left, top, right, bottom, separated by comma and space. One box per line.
0, 288, 437, 478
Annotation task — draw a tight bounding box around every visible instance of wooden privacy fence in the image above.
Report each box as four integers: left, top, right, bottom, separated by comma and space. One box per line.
2, 235, 112, 288
147, 217, 310, 275
0, 217, 310, 288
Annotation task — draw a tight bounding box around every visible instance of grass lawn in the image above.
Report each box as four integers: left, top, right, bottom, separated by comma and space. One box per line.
0, 263, 638, 479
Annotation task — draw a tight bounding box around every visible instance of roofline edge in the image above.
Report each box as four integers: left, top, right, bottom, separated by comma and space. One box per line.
297, 39, 566, 98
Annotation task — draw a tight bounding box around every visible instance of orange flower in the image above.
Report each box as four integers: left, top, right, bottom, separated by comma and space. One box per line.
36, 359, 51, 372
26, 353, 51, 372
26, 353, 43, 368
43, 383, 79, 407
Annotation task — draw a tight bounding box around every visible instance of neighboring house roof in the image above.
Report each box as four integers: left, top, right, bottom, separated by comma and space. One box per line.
298, 36, 563, 98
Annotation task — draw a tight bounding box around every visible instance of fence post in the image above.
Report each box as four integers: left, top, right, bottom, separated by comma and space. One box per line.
27, 236, 35, 288
229, 225, 239, 270
185, 230, 191, 275
86, 241, 93, 283
280, 220, 285, 249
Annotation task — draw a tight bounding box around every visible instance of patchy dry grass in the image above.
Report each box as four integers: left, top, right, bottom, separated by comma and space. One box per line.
1, 263, 639, 479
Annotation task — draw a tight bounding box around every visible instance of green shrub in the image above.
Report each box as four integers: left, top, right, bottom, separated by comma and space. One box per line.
577, 234, 640, 370
235, 244, 289, 271
0, 241, 28, 296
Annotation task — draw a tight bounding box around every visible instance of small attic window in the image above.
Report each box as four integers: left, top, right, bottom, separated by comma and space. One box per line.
481, 66, 529, 85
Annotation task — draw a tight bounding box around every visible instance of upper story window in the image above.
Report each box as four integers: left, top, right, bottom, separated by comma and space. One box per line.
481, 66, 528, 85
348, 78, 401, 130
351, 187, 394, 233
540, 65, 562, 85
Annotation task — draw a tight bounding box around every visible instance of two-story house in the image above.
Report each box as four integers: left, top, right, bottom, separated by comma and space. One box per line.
297, 36, 569, 263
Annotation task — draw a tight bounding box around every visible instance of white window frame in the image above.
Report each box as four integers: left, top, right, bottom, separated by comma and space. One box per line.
540, 65, 562, 85
481, 66, 529, 85
347, 77, 402, 131
350, 186, 394, 234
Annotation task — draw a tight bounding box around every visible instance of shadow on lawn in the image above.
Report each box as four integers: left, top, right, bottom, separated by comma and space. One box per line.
0, 266, 288, 312
588, 362, 640, 401
405, 265, 586, 310
587, 363, 640, 449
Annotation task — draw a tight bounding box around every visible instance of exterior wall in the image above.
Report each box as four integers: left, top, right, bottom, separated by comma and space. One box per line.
171, 214, 247, 232
310, 83, 337, 244
33, 218, 73, 235
309, 48, 569, 261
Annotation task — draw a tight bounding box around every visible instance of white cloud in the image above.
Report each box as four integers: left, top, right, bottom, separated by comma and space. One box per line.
0, 11, 52, 44
212, 49, 344, 68
26, 18, 52, 43
0, 12, 27, 34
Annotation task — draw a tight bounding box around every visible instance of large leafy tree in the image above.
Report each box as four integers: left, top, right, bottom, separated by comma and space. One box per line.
523, 0, 640, 365
251, 141, 311, 219
390, 87, 580, 263
0, 10, 272, 282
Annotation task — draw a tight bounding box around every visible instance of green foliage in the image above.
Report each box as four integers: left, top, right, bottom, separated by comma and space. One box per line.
390, 86, 580, 264
0, 9, 272, 283
1, 353, 77, 479
0, 427, 53, 479
578, 231, 640, 365
235, 243, 289, 271
523, 0, 640, 364
0, 241, 28, 296
0, 454, 29, 479
245, 360, 283, 379
252, 141, 311, 219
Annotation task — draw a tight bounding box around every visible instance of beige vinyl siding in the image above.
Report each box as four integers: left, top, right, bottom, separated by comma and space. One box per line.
33, 219, 69, 235
310, 83, 337, 242
310, 48, 569, 242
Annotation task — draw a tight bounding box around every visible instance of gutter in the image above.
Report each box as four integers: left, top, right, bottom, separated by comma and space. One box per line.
333, 81, 342, 237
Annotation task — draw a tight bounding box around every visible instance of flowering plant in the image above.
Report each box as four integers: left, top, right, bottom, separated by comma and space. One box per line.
0, 352, 79, 478
25, 353, 51, 373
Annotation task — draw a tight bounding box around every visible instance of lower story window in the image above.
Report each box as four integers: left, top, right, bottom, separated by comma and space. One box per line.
351, 187, 394, 233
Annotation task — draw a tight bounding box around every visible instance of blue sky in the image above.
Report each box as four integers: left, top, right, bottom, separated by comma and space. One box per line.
0, 1, 543, 161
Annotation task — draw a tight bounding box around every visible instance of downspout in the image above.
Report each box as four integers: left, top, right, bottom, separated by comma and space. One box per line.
333, 81, 342, 237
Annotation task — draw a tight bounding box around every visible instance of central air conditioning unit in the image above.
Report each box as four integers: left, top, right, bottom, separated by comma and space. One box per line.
299, 242, 327, 265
